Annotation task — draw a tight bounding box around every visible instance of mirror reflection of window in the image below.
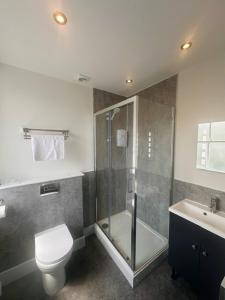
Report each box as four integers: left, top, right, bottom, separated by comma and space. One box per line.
197, 121, 225, 173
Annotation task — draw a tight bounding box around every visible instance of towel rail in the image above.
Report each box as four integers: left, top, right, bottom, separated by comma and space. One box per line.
23, 128, 69, 140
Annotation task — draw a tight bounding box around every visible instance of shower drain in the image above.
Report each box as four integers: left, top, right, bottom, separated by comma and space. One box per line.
102, 223, 109, 229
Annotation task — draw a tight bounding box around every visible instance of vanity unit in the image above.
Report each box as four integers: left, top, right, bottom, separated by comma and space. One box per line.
168, 199, 225, 300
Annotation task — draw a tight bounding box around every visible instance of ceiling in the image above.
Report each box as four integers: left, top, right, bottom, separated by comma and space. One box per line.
0, 0, 225, 97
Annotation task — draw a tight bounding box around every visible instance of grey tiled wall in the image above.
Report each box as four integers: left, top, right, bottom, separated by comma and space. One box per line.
134, 75, 177, 107
173, 179, 225, 211
93, 88, 126, 113
136, 170, 172, 238
95, 104, 133, 221
0, 176, 83, 272
83, 171, 96, 227
94, 76, 177, 239
132, 76, 177, 238
135, 98, 175, 238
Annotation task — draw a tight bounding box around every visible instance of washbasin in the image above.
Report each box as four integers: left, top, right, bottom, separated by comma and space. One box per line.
169, 199, 225, 239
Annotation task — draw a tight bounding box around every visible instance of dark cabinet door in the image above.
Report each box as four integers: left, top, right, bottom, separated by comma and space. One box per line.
199, 229, 225, 300
168, 213, 200, 289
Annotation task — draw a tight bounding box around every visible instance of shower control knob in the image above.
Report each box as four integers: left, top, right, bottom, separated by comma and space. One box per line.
202, 250, 208, 257
191, 244, 197, 251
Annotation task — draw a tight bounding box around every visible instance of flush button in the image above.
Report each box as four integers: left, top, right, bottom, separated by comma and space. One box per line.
40, 182, 60, 196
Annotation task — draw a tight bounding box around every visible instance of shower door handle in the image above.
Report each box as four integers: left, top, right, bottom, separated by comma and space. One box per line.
127, 168, 135, 193
128, 169, 135, 193
131, 193, 137, 270
128, 177, 133, 193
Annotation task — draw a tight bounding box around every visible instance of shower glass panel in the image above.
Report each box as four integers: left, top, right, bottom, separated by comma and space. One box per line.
135, 100, 174, 270
96, 100, 136, 266
95, 96, 174, 274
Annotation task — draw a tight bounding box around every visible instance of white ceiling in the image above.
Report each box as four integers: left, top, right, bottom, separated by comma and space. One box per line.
0, 0, 225, 96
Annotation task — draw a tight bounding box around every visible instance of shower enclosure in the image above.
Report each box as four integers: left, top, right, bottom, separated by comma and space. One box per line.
94, 96, 174, 286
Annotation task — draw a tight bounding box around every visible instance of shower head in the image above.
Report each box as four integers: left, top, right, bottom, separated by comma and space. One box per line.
111, 107, 120, 120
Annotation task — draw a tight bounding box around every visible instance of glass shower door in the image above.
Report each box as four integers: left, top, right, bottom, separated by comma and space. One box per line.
95, 99, 137, 268
109, 103, 134, 264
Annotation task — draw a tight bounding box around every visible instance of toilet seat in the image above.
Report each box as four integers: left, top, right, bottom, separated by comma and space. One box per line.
35, 224, 73, 265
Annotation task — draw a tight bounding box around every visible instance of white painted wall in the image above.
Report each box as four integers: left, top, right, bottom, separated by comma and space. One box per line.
175, 54, 225, 192
0, 64, 94, 182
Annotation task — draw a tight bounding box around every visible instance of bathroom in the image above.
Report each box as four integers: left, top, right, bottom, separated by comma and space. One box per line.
0, 1, 225, 299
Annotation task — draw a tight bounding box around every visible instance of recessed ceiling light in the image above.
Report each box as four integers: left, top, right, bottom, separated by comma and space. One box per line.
180, 41, 192, 50
53, 11, 67, 25
126, 79, 133, 84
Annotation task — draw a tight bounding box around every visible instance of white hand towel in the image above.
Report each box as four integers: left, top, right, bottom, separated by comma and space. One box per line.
31, 135, 64, 161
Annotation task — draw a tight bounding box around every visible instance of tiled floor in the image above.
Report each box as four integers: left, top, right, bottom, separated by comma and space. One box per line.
2, 235, 197, 300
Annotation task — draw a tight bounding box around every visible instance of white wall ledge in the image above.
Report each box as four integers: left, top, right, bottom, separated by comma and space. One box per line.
0, 172, 84, 190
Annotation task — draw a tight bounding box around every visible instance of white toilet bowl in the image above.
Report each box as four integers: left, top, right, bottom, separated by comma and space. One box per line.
35, 224, 73, 296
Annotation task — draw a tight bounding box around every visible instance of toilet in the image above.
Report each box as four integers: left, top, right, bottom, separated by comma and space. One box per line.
35, 224, 74, 296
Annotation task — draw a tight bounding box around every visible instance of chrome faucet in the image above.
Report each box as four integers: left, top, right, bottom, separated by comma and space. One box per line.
210, 196, 219, 213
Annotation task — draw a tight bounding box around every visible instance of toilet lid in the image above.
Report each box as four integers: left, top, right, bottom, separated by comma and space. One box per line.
35, 224, 73, 265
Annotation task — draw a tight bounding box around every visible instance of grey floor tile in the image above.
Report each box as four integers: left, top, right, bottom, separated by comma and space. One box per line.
2, 235, 197, 300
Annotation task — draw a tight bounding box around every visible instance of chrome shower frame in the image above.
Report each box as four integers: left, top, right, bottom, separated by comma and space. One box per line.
94, 96, 139, 270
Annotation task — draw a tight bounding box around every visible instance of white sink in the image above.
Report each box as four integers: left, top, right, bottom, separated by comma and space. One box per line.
169, 199, 225, 239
